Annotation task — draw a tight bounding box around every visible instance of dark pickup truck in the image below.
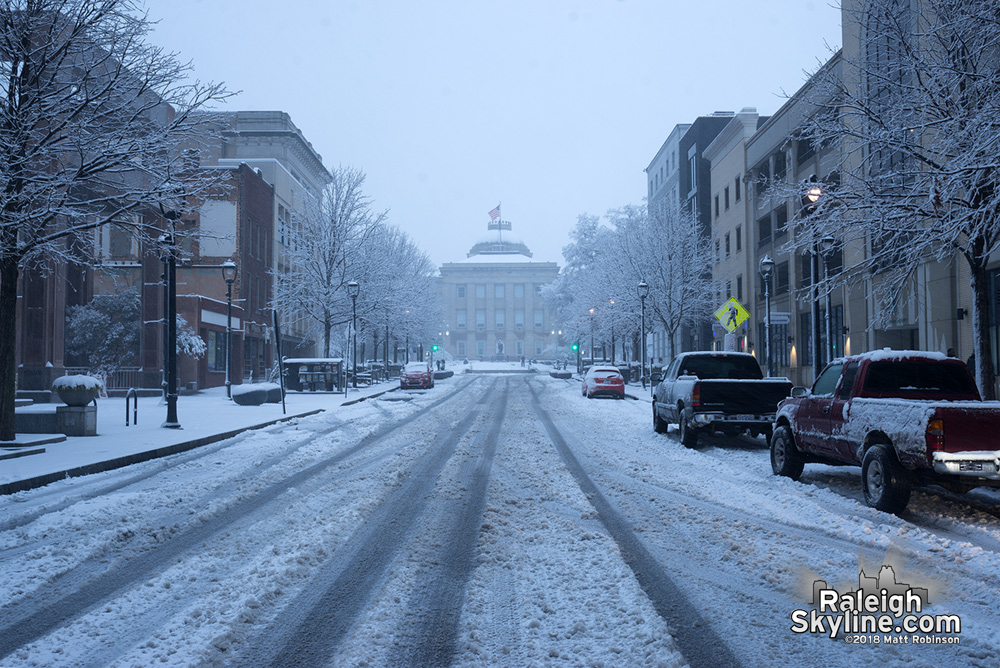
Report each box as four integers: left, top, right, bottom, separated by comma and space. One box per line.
651, 352, 793, 447
771, 350, 1000, 514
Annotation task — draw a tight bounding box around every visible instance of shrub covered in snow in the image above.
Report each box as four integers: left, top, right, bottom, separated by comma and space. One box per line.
51, 375, 105, 392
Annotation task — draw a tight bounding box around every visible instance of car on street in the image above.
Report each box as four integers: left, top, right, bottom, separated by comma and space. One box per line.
771, 350, 1000, 514
651, 351, 792, 447
400, 361, 434, 389
582, 366, 625, 399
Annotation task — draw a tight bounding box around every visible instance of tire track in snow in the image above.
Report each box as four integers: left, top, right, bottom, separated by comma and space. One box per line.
234, 379, 501, 668
387, 378, 509, 665
526, 380, 744, 668
0, 377, 481, 662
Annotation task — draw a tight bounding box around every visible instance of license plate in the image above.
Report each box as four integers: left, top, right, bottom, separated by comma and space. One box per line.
960, 461, 986, 472
734, 414, 753, 421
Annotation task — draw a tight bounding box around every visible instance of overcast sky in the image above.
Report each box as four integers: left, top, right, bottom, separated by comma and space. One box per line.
146, 0, 843, 267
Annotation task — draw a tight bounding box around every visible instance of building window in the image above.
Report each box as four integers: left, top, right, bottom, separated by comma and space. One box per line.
735, 225, 742, 252
773, 150, 787, 182
724, 186, 730, 210
725, 233, 731, 258
514, 283, 524, 298
735, 177, 741, 202
800, 253, 813, 289
476, 284, 486, 299
737, 274, 743, 302
109, 224, 132, 258
776, 261, 790, 294
476, 309, 486, 329
456, 284, 466, 298
534, 340, 543, 355
457, 341, 466, 356
477, 340, 485, 356
514, 309, 524, 329
495, 284, 505, 299
495, 310, 505, 329
774, 204, 788, 238
758, 214, 772, 246
207, 330, 226, 372
714, 195, 720, 218
515, 340, 524, 355
534, 309, 543, 328
456, 310, 467, 328
714, 239, 720, 262
278, 205, 288, 245
688, 149, 697, 193
534, 284, 543, 297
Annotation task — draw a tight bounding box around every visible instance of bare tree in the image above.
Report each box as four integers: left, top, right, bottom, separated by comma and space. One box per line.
795, 0, 1000, 397
271, 165, 387, 357
608, 203, 715, 360
353, 223, 442, 363
548, 204, 713, 362
0, 0, 230, 440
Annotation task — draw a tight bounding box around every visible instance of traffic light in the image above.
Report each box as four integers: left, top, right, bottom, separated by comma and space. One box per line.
571, 342, 579, 351
431, 344, 439, 352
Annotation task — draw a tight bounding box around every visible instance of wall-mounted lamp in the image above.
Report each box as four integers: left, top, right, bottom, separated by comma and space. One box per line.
957, 308, 969, 320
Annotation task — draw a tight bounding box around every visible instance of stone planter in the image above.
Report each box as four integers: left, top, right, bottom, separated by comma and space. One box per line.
56, 387, 100, 407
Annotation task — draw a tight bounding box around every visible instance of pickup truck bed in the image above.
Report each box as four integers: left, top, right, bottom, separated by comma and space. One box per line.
652, 352, 792, 447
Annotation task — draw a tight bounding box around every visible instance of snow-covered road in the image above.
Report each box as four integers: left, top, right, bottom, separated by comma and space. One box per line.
1, 371, 999, 667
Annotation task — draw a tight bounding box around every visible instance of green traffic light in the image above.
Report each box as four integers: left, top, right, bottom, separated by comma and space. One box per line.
432, 344, 439, 351
571, 343, 579, 351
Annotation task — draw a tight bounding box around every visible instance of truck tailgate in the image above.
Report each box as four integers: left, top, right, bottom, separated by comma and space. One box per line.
937, 404, 1000, 453
696, 380, 792, 414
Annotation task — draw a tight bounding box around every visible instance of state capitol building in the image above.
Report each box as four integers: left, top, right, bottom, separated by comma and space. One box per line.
436, 218, 561, 361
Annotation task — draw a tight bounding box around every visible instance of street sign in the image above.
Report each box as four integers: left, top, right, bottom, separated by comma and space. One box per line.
714, 297, 750, 333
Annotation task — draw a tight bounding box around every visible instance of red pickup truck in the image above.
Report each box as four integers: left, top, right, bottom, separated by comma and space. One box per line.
771, 350, 1000, 514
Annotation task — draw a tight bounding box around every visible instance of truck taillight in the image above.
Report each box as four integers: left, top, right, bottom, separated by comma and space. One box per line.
691, 382, 701, 408
927, 418, 944, 451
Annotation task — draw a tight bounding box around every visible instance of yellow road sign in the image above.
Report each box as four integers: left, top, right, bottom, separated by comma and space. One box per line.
714, 297, 750, 333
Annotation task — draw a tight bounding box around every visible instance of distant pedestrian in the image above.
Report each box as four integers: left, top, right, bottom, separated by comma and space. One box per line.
947, 348, 957, 358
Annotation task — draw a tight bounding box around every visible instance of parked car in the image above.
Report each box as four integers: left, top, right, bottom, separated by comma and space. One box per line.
582, 366, 625, 399
400, 361, 434, 389
651, 351, 792, 447
771, 350, 1000, 514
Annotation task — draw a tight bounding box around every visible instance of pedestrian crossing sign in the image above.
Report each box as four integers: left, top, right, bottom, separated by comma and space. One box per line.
714, 297, 750, 333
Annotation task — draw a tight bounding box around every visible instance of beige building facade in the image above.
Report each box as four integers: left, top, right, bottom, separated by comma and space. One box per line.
437, 222, 561, 361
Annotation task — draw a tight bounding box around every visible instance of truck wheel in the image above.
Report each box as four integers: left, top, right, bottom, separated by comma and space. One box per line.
861, 445, 911, 514
770, 426, 804, 480
678, 415, 699, 448
653, 403, 668, 434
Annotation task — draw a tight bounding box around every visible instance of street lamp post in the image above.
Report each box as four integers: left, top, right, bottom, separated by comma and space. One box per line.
820, 236, 836, 363
804, 178, 824, 377
160, 230, 180, 429
637, 280, 649, 389
759, 255, 775, 377
348, 280, 360, 388
221, 260, 238, 399
589, 308, 595, 363
609, 299, 616, 365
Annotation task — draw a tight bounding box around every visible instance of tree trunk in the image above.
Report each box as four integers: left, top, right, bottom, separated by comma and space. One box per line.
0, 258, 19, 441
970, 258, 996, 400
323, 319, 332, 358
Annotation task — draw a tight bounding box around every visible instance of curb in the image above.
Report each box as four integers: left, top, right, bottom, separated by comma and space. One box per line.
0, 408, 325, 496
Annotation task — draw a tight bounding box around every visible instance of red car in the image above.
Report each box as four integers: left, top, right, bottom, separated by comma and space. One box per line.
582, 366, 625, 399
400, 361, 434, 389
